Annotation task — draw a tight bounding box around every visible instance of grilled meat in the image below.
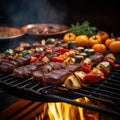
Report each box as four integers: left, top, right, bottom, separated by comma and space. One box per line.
15, 56, 30, 66
0, 56, 30, 72
43, 69, 71, 84
13, 61, 45, 78
65, 63, 82, 72
49, 62, 66, 70
0, 53, 46, 72
0, 62, 17, 72
13, 67, 27, 78
32, 71, 44, 81
0, 58, 9, 65
89, 53, 104, 66
30, 62, 66, 81
13, 64, 38, 78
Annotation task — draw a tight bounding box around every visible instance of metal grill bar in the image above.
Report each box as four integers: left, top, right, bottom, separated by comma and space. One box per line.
0, 66, 120, 117
42, 93, 120, 116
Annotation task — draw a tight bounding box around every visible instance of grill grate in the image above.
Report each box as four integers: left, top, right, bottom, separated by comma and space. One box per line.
0, 52, 120, 116
0, 65, 120, 116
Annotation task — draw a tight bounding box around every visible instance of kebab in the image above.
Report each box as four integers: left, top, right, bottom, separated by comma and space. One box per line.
1, 38, 119, 91
77, 53, 120, 85
64, 53, 104, 89
0, 53, 41, 72
11, 46, 80, 77
32, 53, 104, 90
12, 48, 96, 78
0, 43, 61, 73
0, 38, 62, 63
0, 39, 95, 73
54, 53, 118, 89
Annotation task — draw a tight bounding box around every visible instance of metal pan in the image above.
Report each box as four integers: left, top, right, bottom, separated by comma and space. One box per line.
0, 27, 25, 40
21, 24, 70, 37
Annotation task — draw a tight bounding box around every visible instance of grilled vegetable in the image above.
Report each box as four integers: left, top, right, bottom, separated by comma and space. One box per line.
38, 53, 45, 61
104, 53, 116, 61
75, 47, 84, 52
104, 57, 120, 68
68, 41, 77, 49
98, 61, 111, 70
81, 64, 91, 73
79, 52, 88, 58
83, 58, 92, 66
30, 56, 39, 63
74, 71, 87, 81
73, 55, 84, 63
85, 49, 95, 56
57, 47, 69, 53
104, 53, 120, 68
52, 57, 64, 62
46, 47, 53, 53
82, 73, 105, 84
64, 74, 81, 90
91, 67, 104, 76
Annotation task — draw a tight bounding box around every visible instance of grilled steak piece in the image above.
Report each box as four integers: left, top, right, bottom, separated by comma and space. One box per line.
0, 55, 31, 72
34, 61, 46, 67
30, 62, 67, 81
15, 56, 30, 66
13, 61, 45, 78
40, 64, 53, 73
0, 62, 16, 72
9, 61, 18, 66
0, 58, 9, 65
90, 53, 104, 66
23, 64, 38, 76
43, 69, 71, 84
32, 71, 44, 81
65, 64, 82, 72
13, 67, 25, 78
13, 65, 37, 78
49, 62, 66, 70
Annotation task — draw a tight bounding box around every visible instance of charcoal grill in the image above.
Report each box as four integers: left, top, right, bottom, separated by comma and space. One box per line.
0, 53, 120, 117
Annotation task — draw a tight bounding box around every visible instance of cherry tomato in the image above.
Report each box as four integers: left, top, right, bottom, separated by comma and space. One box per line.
63, 32, 76, 43
97, 31, 109, 43
88, 35, 102, 47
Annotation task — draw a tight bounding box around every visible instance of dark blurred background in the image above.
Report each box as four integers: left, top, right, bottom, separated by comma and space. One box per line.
0, 0, 120, 35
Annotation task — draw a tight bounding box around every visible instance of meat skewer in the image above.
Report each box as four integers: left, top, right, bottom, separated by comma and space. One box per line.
12, 52, 103, 79
31, 53, 104, 89
0, 53, 40, 72
13, 61, 66, 78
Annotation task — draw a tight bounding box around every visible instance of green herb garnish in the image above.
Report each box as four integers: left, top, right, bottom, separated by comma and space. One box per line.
70, 21, 98, 37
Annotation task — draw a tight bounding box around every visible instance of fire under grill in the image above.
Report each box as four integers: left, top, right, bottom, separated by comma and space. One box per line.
0, 62, 120, 117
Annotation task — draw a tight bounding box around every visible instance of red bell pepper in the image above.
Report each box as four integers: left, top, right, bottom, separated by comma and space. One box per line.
46, 47, 53, 53
82, 73, 105, 84
104, 58, 120, 68
100, 67, 110, 75
81, 64, 91, 73
52, 56, 64, 62
58, 47, 69, 53
38, 53, 45, 61
30, 56, 39, 63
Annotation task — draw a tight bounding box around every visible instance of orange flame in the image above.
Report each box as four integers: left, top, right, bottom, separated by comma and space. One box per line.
34, 97, 102, 120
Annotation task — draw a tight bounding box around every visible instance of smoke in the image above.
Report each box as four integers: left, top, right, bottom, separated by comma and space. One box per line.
1, 0, 69, 27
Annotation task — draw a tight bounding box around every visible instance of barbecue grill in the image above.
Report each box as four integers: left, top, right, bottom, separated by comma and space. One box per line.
0, 53, 120, 117
1, 1, 120, 119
